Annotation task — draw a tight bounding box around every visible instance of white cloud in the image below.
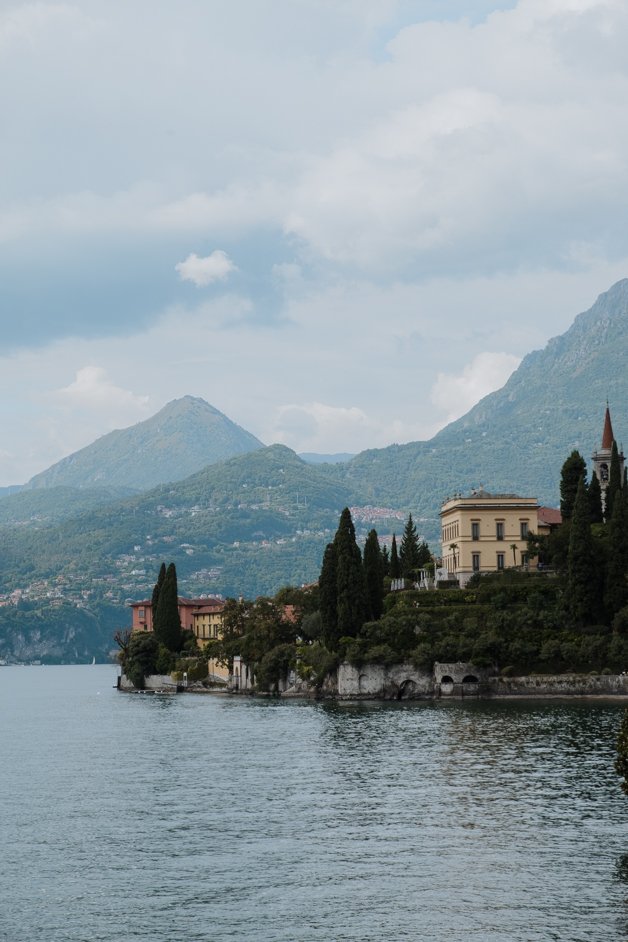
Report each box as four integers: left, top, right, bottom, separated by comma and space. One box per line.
56, 366, 150, 412
175, 250, 238, 287
430, 352, 521, 423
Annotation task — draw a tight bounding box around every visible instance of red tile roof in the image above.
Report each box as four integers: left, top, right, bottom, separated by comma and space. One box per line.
538, 506, 562, 526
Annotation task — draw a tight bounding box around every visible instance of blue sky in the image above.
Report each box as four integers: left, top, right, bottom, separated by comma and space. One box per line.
2, 0, 628, 484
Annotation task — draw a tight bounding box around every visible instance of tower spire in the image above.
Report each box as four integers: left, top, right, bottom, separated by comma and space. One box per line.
602, 404, 615, 449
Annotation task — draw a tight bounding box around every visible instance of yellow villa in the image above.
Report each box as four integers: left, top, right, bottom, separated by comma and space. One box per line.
440, 489, 540, 587
191, 601, 229, 682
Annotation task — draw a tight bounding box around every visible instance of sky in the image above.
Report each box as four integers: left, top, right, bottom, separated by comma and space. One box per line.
2, 0, 628, 485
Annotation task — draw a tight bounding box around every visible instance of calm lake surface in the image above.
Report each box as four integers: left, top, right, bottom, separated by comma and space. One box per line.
2, 666, 628, 941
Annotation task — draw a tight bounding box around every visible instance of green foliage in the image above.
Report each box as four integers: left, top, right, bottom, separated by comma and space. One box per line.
567, 478, 601, 627
297, 642, 339, 688
319, 542, 338, 648
363, 529, 384, 621
399, 514, 421, 578
616, 710, 628, 796
153, 563, 182, 652
151, 562, 166, 616
389, 534, 401, 579
604, 493, 628, 618
588, 473, 603, 524
606, 440, 622, 521
560, 451, 586, 520
124, 632, 159, 688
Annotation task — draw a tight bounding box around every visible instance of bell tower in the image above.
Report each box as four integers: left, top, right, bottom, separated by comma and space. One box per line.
591, 404, 624, 505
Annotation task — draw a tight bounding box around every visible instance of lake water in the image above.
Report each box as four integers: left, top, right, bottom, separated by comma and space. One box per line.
2, 666, 628, 941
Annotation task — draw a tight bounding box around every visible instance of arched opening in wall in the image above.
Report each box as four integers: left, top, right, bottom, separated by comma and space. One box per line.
358, 673, 368, 694
462, 675, 480, 697
440, 675, 454, 696
397, 679, 417, 700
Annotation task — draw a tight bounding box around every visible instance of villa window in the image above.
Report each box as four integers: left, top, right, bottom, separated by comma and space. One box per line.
497, 553, 505, 570
496, 522, 504, 541
472, 553, 480, 572
471, 522, 480, 541
520, 521, 529, 540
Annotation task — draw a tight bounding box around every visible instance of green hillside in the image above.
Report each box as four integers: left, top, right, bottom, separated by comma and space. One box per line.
340, 279, 628, 518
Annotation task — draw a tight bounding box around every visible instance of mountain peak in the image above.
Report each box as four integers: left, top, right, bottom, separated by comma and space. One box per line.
25, 397, 264, 492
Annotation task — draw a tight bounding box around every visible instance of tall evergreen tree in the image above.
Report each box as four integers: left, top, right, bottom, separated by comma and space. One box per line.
587, 472, 604, 525
319, 542, 338, 649
381, 544, 390, 577
605, 493, 628, 619
334, 508, 368, 640
363, 529, 384, 621
417, 540, 432, 568
153, 562, 182, 651
567, 478, 600, 627
606, 440, 622, 521
560, 450, 587, 520
399, 513, 421, 579
389, 534, 401, 579
151, 562, 166, 616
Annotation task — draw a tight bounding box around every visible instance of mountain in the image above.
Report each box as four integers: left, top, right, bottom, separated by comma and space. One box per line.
24, 396, 264, 492
299, 453, 355, 464
339, 278, 628, 516
3, 279, 628, 661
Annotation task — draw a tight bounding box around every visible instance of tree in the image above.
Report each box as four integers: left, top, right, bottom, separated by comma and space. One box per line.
560, 450, 587, 520
588, 472, 603, 524
567, 477, 600, 627
399, 513, 421, 579
616, 710, 628, 796
123, 632, 159, 689
153, 562, 182, 651
319, 542, 338, 649
334, 508, 368, 640
363, 529, 384, 621
381, 544, 390, 577
318, 509, 368, 650
389, 534, 401, 579
604, 493, 628, 619
151, 562, 166, 617
606, 440, 622, 521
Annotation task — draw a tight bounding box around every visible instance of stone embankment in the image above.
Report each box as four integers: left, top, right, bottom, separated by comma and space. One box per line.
290, 662, 628, 700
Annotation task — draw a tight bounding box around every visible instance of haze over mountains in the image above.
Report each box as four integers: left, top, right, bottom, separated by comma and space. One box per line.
2, 279, 628, 662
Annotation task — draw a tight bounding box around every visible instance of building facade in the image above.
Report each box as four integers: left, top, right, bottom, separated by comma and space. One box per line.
440, 490, 540, 587
130, 595, 227, 681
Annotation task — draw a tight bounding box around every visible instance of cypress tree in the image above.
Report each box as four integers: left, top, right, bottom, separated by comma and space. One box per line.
151, 562, 166, 618
417, 540, 432, 568
363, 529, 384, 621
334, 508, 367, 639
381, 544, 390, 577
588, 473, 603, 525
399, 513, 421, 579
389, 534, 401, 579
567, 478, 600, 627
153, 562, 182, 651
605, 493, 628, 620
560, 450, 587, 520
319, 542, 338, 649
606, 440, 622, 521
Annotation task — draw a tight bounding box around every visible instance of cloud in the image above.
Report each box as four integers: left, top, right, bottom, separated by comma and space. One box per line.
430, 352, 521, 423
175, 251, 238, 287
56, 366, 150, 412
